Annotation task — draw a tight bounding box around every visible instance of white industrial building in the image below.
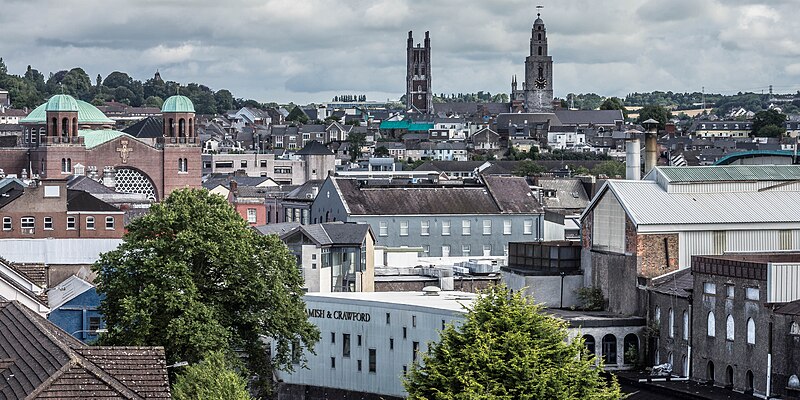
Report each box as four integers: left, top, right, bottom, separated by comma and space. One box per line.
275, 291, 476, 399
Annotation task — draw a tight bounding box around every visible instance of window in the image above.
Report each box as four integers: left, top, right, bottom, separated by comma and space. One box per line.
726, 284, 734, 298
178, 158, 187, 172
726, 315, 734, 341
746, 318, 755, 344
524, 219, 533, 235
368, 349, 376, 373
105, 216, 115, 230
240, 160, 248, 168
482, 245, 491, 256
379, 221, 388, 236
423, 245, 430, 256
462, 220, 471, 235
260, 160, 267, 168
2, 217, 10, 231
403, 327, 407, 339
44, 217, 53, 230
247, 208, 257, 223
390, 338, 394, 350
215, 161, 233, 169
86, 216, 95, 230
602, 334, 617, 365
88, 316, 102, 332
503, 219, 512, 235
442, 319, 446, 330
668, 308, 674, 338
462, 244, 470, 256
331, 332, 336, 344
412, 341, 420, 363
357, 359, 362, 372
707, 311, 716, 337
343, 333, 351, 358
746, 287, 759, 301
331, 357, 336, 369
412, 315, 417, 328
421, 220, 430, 236
386, 313, 390, 324
357, 335, 362, 346
654, 306, 661, 324
67, 217, 76, 230
441, 245, 450, 257
21, 217, 34, 230
683, 311, 689, 341
442, 220, 451, 235
400, 221, 409, 236
482, 220, 491, 235
703, 282, 716, 295
61, 158, 72, 173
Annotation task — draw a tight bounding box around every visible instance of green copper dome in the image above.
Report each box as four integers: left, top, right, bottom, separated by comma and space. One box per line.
21, 100, 114, 124
162, 95, 195, 113
44, 94, 79, 112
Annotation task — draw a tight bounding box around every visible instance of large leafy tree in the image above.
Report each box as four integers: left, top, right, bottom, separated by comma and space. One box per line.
600, 97, 628, 119
172, 351, 253, 400
94, 189, 319, 394
751, 109, 787, 137
636, 105, 672, 130
404, 286, 621, 400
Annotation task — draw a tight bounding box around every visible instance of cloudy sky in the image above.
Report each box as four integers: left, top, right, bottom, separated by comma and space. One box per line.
1, 0, 799, 104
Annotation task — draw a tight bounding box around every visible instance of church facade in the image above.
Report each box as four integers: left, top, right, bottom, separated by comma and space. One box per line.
406, 31, 433, 114
0, 94, 201, 201
512, 12, 555, 112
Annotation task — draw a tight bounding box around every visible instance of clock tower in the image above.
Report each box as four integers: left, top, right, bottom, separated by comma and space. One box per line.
524, 11, 553, 112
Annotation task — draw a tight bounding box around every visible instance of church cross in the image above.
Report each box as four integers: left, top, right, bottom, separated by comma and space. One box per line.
116, 139, 133, 163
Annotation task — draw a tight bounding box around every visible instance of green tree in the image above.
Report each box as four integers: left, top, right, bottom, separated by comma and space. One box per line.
144, 95, 164, 108
636, 105, 672, 130
172, 351, 253, 400
600, 97, 628, 119
756, 124, 785, 138
751, 109, 787, 137
348, 131, 367, 162
94, 189, 319, 395
374, 145, 390, 157
592, 160, 625, 178
403, 286, 621, 400
513, 160, 546, 176
286, 106, 309, 124
214, 89, 234, 114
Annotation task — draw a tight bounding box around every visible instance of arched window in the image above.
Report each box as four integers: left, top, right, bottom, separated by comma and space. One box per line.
667, 352, 673, 367
537, 33, 542, 40
668, 308, 674, 338
178, 158, 185, 172
51, 117, 57, 136
726, 315, 734, 341
791, 321, 800, 335
189, 118, 193, 137
683, 310, 689, 340
72, 117, 78, 136
682, 355, 689, 377
538, 46, 542, 55
707, 361, 715, 383
583, 334, 595, 357
169, 118, 175, 136
62, 158, 67, 173
178, 118, 186, 137
707, 311, 716, 337
623, 334, 638, 364
746, 370, 754, 393
726, 365, 734, 388
61, 117, 69, 136
602, 334, 617, 365
746, 318, 755, 344
654, 306, 661, 325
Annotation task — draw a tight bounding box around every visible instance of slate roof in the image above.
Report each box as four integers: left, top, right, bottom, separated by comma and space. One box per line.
66, 190, 121, 212
537, 178, 590, 211
414, 160, 484, 172
254, 222, 301, 236
648, 165, 800, 183
0, 300, 170, 399
202, 174, 271, 190
332, 177, 542, 216
122, 116, 163, 139
68, 176, 119, 195
285, 179, 323, 201
0, 178, 24, 209
554, 109, 624, 125
648, 268, 693, 298
296, 140, 334, 156
775, 299, 800, 316
284, 222, 372, 246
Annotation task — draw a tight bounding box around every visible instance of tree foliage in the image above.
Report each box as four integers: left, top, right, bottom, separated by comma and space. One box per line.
599, 97, 628, 119
403, 286, 621, 400
751, 109, 787, 137
93, 189, 319, 395
636, 105, 672, 130
172, 351, 253, 400
592, 160, 625, 178
348, 131, 367, 162
513, 160, 546, 176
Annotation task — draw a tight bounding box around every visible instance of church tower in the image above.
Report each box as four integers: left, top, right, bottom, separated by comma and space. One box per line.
406, 31, 433, 114
524, 11, 554, 112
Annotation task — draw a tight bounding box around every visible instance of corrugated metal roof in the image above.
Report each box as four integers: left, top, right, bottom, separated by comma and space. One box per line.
603, 179, 800, 226
653, 165, 800, 183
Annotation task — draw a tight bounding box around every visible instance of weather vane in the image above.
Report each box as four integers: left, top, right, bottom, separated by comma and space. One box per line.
536, 4, 543, 17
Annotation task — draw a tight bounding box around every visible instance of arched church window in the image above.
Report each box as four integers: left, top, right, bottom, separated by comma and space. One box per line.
169, 118, 175, 136
538, 46, 542, 55
179, 119, 186, 137
61, 117, 69, 136
538, 33, 542, 40
72, 118, 78, 136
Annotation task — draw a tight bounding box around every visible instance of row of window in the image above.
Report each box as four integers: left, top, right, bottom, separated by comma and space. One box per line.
2, 216, 115, 231
703, 282, 760, 301
422, 244, 495, 257
706, 312, 756, 344
654, 306, 690, 341
379, 219, 535, 237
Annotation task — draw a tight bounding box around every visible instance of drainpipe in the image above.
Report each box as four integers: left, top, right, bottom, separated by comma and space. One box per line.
766, 321, 773, 398
687, 302, 692, 378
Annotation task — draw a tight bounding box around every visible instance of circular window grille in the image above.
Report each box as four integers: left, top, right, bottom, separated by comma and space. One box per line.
115, 168, 157, 200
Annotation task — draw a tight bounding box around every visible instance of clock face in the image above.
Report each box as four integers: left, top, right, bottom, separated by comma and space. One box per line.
535, 77, 547, 89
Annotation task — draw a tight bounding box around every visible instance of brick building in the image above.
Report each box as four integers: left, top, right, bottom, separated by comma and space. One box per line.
0, 93, 200, 201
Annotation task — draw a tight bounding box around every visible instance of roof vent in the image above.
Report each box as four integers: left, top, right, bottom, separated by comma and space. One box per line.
422, 286, 441, 296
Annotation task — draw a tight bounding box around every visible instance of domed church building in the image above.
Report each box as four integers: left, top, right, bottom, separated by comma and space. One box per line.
0, 94, 200, 201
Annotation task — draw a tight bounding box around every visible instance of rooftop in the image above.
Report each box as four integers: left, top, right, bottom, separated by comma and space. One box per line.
648, 165, 800, 183
161, 95, 195, 113
304, 291, 477, 314
21, 99, 114, 125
